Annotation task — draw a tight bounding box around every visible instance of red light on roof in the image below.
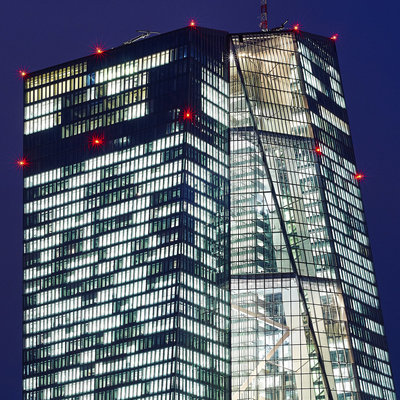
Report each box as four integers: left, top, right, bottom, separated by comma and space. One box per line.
92, 43, 106, 57
19, 69, 28, 78
354, 172, 365, 181
90, 134, 104, 147
189, 19, 197, 28
16, 158, 29, 168
183, 108, 193, 121
330, 33, 338, 41
293, 24, 300, 32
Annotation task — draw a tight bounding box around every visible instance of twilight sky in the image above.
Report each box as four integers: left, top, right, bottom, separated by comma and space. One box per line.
1, 0, 399, 397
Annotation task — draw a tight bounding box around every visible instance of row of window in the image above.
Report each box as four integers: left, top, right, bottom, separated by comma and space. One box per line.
24, 132, 226, 188
25, 75, 87, 105
302, 65, 345, 108
93, 47, 184, 85
25, 62, 87, 90
298, 41, 340, 81
25, 162, 181, 214
62, 101, 148, 138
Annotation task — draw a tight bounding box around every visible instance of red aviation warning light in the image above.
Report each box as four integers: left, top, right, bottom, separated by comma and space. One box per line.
330, 33, 339, 41
92, 43, 106, 57
16, 158, 29, 168
18, 69, 28, 78
314, 146, 322, 155
90, 134, 104, 148
183, 108, 193, 121
293, 24, 300, 32
188, 19, 197, 29
354, 172, 365, 181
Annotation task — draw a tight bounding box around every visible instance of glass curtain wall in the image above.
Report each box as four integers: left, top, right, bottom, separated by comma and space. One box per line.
23, 27, 231, 400
229, 31, 395, 400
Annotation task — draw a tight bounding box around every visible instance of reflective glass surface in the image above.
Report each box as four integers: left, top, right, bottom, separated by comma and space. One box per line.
229, 31, 395, 400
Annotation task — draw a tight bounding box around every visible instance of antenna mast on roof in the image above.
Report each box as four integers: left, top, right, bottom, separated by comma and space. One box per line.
260, 0, 268, 31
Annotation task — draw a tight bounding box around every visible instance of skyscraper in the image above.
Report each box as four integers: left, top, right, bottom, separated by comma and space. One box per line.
22, 25, 396, 400
229, 31, 396, 400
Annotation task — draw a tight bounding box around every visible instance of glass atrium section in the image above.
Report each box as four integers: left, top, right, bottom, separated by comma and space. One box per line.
23, 27, 230, 400
229, 31, 395, 400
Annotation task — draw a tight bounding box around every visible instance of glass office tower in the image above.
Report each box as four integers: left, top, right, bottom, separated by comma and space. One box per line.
22, 26, 396, 400
229, 31, 396, 400
23, 27, 230, 400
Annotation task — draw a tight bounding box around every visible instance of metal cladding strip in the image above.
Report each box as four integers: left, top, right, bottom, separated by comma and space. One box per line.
230, 36, 334, 400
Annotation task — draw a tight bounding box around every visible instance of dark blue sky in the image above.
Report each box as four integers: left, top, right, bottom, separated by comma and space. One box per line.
1, 0, 399, 397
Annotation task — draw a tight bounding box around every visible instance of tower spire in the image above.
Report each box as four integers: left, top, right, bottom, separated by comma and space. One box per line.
260, 0, 268, 31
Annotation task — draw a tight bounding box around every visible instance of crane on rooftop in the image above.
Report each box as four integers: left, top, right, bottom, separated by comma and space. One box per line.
124, 30, 160, 45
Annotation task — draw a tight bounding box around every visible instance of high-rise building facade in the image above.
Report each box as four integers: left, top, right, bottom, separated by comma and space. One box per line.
22, 26, 395, 400
229, 31, 396, 400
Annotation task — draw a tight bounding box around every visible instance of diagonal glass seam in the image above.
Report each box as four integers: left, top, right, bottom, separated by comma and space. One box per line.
230, 37, 334, 400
